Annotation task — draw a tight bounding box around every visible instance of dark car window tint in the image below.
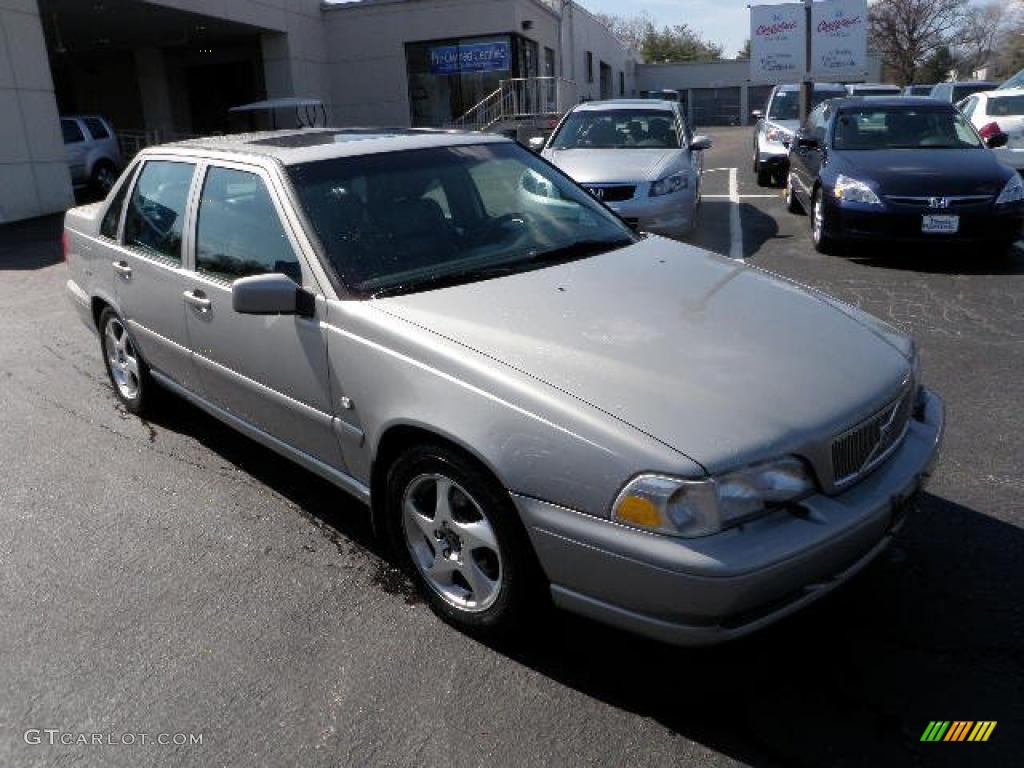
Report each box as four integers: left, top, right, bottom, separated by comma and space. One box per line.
833, 107, 982, 150
62, 119, 84, 144
550, 109, 680, 149
988, 95, 1024, 116
99, 165, 136, 240
82, 117, 110, 140
123, 160, 195, 263
196, 167, 301, 283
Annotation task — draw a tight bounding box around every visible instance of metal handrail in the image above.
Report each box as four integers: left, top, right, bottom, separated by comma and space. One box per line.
449, 76, 579, 130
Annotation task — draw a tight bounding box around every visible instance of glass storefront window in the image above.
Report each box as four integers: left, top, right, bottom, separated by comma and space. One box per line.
406, 34, 537, 127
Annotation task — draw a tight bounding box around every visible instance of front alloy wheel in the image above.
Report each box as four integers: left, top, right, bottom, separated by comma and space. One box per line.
811, 190, 837, 254
386, 444, 539, 635
402, 474, 503, 612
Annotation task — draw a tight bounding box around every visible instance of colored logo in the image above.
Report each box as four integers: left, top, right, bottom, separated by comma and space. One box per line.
920, 721, 997, 742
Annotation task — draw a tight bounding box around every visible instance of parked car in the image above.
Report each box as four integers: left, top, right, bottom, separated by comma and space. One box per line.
958, 88, 1024, 171
64, 128, 944, 646
751, 83, 846, 186
903, 84, 935, 97
784, 97, 1023, 253
61, 115, 123, 194
999, 69, 1024, 90
846, 83, 902, 98
928, 81, 999, 104
541, 100, 711, 237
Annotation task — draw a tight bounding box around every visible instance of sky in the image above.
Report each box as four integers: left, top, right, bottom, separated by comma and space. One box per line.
580, 0, 758, 59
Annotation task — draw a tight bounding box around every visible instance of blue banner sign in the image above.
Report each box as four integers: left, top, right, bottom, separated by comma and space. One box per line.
430, 41, 510, 75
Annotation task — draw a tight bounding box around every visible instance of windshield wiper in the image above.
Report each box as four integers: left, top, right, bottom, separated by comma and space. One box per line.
527, 237, 634, 264
370, 239, 633, 298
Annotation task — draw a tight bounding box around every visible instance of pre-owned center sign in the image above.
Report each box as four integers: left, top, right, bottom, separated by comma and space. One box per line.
750, 0, 868, 83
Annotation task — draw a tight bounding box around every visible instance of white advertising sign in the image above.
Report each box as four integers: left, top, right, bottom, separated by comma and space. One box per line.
811, 0, 869, 80
749, 4, 807, 84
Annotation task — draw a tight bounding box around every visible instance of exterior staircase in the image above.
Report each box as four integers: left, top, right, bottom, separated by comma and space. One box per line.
448, 76, 579, 134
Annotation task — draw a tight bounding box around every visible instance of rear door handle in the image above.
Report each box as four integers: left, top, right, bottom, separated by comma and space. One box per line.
112, 260, 132, 277
183, 289, 211, 312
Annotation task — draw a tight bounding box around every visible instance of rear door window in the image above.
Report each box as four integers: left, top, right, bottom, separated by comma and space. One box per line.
82, 117, 111, 140
195, 167, 302, 283
123, 160, 196, 263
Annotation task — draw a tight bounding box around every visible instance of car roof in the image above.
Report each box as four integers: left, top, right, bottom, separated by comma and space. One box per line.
937, 81, 998, 87
982, 87, 1024, 97
848, 84, 901, 90
571, 99, 676, 112
151, 127, 511, 165
827, 96, 956, 109
774, 83, 845, 93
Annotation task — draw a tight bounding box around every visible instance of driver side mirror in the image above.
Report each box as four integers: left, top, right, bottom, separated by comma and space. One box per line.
796, 133, 821, 150
232, 273, 315, 317
751, 110, 764, 120
985, 132, 1009, 149
690, 134, 713, 151
527, 135, 546, 152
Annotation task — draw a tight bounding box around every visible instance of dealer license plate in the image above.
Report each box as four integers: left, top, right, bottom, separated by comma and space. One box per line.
921, 215, 959, 234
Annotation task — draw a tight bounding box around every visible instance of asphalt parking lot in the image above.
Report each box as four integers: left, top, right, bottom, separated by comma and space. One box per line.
1, 126, 1021, 767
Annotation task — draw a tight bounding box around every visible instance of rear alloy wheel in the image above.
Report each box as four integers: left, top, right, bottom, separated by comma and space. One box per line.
386, 444, 539, 636
99, 308, 152, 414
811, 189, 837, 254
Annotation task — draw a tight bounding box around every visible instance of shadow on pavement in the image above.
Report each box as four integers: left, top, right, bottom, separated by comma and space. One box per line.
141, 390, 1021, 768
0, 214, 65, 271
842, 241, 1024, 276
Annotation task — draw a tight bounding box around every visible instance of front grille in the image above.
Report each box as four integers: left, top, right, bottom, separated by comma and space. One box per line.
585, 185, 636, 202
884, 194, 993, 208
831, 385, 914, 485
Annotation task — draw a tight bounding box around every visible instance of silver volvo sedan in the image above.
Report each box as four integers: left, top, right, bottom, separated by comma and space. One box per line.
64, 128, 944, 645
541, 100, 711, 237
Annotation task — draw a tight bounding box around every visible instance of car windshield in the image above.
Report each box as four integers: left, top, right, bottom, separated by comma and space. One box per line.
768, 90, 843, 120
832, 107, 983, 150
287, 143, 637, 297
953, 84, 993, 101
549, 109, 681, 149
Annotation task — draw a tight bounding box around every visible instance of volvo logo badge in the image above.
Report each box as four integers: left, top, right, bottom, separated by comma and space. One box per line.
929, 196, 949, 209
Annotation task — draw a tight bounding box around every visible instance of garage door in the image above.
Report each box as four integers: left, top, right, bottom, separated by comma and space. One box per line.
691, 87, 741, 127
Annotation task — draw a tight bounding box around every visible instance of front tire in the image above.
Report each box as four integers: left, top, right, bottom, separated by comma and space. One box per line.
785, 173, 803, 214
385, 443, 539, 636
99, 307, 152, 414
811, 188, 838, 254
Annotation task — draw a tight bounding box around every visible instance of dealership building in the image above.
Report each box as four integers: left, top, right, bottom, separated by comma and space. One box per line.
0, 0, 879, 223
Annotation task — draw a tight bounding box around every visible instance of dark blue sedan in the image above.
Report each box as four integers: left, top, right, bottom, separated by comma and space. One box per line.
785, 97, 1024, 254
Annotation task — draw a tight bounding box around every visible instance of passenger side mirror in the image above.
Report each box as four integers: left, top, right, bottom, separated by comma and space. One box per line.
985, 132, 1009, 149
690, 134, 713, 151
751, 110, 764, 120
527, 136, 546, 152
232, 273, 314, 317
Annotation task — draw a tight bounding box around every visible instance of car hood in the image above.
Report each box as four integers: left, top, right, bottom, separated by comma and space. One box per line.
374, 238, 911, 474
834, 149, 1010, 196
766, 118, 800, 134
543, 148, 678, 183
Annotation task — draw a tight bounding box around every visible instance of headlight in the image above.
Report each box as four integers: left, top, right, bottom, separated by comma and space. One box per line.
995, 173, 1024, 204
834, 174, 882, 205
611, 457, 815, 538
649, 172, 688, 197
765, 124, 793, 144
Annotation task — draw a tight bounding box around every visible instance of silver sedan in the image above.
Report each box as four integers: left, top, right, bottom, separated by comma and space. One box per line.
64, 129, 943, 645
542, 100, 711, 237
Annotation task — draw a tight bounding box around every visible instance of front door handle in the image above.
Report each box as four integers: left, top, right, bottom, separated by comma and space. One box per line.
112, 260, 132, 277
183, 289, 211, 312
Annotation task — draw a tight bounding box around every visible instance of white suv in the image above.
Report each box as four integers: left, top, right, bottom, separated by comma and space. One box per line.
958, 89, 1024, 171
61, 115, 123, 195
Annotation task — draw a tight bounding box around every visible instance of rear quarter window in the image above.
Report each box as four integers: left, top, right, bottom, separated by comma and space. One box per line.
62, 119, 84, 144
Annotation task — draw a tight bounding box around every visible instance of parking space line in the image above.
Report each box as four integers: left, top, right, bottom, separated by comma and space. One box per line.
728, 168, 743, 261
703, 194, 779, 199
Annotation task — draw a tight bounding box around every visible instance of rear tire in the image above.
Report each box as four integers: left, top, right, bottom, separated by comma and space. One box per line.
91, 161, 117, 197
385, 443, 541, 638
99, 307, 153, 415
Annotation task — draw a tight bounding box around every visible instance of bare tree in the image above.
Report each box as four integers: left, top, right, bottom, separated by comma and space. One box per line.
957, 3, 1008, 74
869, 0, 967, 85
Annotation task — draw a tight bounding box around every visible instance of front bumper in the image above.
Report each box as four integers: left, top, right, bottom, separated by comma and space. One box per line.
515, 387, 944, 646
824, 197, 1024, 244
606, 187, 697, 238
